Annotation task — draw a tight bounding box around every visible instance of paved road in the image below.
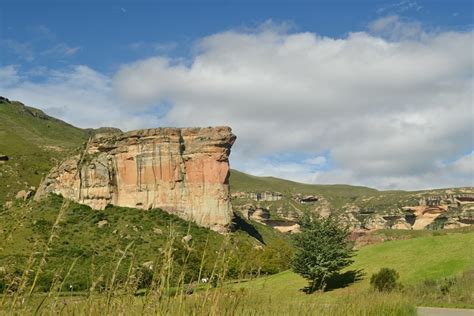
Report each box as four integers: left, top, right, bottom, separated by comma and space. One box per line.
417, 307, 474, 316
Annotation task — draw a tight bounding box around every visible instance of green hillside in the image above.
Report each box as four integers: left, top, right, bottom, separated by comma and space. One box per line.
0, 194, 291, 292
234, 229, 474, 308
230, 169, 378, 197
0, 97, 90, 203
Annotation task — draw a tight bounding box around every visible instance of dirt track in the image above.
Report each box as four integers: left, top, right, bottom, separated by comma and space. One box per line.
417, 307, 474, 316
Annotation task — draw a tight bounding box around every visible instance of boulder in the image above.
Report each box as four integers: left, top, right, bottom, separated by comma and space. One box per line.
182, 234, 192, 243
97, 220, 108, 228
364, 214, 387, 230
142, 261, 154, 271
15, 190, 32, 201
249, 208, 270, 222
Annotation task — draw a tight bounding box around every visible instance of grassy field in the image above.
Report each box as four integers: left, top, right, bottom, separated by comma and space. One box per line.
233, 229, 474, 308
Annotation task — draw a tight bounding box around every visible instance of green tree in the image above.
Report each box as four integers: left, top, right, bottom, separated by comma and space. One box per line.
291, 215, 354, 293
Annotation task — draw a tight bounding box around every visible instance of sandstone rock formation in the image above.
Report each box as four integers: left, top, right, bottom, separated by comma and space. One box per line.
402, 205, 448, 229
35, 127, 236, 232
363, 214, 387, 230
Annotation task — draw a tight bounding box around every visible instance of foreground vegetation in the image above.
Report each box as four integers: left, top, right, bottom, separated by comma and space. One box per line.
0, 195, 293, 295
1, 216, 472, 314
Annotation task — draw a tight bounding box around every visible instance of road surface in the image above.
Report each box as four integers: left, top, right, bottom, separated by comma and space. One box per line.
417, 307, 474, 316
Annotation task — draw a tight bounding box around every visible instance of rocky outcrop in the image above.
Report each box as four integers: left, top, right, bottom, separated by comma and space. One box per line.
402, 205, 448, 230
35, 127, 236, 232
232, 191, 283, 201
363, 214, 387, 230
391, 218, 411, 230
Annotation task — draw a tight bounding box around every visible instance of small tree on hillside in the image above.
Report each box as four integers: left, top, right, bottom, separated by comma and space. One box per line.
291, 215, 354, 293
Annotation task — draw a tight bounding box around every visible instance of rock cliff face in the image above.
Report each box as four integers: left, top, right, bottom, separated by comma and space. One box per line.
35, 127, 237, 232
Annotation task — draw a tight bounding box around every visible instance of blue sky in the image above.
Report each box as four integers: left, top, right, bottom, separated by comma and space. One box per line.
1, 1, 472, 72
0, 0, 473, 190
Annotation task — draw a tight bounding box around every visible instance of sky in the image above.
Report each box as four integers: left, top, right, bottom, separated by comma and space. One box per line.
0, 0, 473, 190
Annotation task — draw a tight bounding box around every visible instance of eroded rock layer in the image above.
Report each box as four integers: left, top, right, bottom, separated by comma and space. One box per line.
35, 127, 236, 232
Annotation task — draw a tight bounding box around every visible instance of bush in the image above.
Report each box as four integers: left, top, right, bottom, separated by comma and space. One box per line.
138, 267, 154, 289
36, 273, 55, 292
370, 268, 400, 292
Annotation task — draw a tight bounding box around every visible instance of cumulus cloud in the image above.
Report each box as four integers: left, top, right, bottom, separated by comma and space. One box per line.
0, 65, 158, 130
0, 65, 21, 86
368, 15, 424, 40
304, 156, 327, 167
2, 19, 473, 190
112, 20, 473, 189
1, 24, 81, 63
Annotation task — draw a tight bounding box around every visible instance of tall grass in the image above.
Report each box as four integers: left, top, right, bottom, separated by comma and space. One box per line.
0, 214, 417, 315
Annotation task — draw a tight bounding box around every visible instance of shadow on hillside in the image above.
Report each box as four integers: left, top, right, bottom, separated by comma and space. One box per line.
302, 269, 365, 294
231, 213, 265, 245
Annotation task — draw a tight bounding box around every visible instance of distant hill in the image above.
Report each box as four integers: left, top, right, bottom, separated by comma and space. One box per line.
229, 170, 473, 231
230, 169, 378, 197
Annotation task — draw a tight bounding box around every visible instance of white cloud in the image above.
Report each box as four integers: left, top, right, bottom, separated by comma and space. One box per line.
113, 21, 473, 189
0, 65, 158, 130
0, 65, 21, 87
450, 151, 474, 175
1, 25, 81, 62
42, 43, 81, 56
2, 19, 473, 190
2, 40, 35, 62
377, 1, 423, 15
303, 156, 327, 167
368, 15, 424, 40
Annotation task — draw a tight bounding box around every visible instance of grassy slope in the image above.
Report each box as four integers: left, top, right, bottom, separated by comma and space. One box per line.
0, 195, 290, 291
235, 230, 474, 306
0, 99, 89, 203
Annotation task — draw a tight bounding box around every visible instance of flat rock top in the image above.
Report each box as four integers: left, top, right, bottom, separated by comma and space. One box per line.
91, 126, 235, 143
124, 126, 233, 137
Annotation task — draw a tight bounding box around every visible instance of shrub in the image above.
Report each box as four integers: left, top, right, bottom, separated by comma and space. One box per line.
36, 273, 55, 292
138, 267, 154, 289
370, 268, 400, 292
